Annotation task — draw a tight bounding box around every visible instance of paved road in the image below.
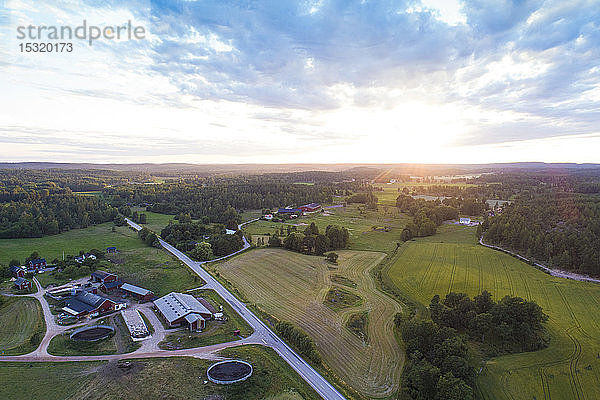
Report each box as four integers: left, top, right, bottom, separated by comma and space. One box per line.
479, 235, 600, 283
127, 218, 346, 400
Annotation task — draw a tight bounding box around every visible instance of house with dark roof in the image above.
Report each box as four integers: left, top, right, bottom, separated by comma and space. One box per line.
100, 280, 123, 293
14, 277, 31, 291
91, 270, 118, 284
10, 265, 25, 278
120, 283, 154, 302
27, 258, 46, 270
63, 291, 125, 317
154, 292, 212, 331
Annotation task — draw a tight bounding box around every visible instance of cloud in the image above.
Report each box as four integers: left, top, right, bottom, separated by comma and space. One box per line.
0, 0, 598, 163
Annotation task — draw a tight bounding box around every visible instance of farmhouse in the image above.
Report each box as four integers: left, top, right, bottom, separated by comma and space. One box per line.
225, 229, 236, 235
27, 258, 46, 270
63, 291, 125, 317
106, 246, 118, 253
459, 217, 471, 225
10, 265, 25, 278
14, 277, 31, 291
154, 292, 213, 331
91, 270, 118, 284
120, 283, 154, 302
299, 203, 321, 213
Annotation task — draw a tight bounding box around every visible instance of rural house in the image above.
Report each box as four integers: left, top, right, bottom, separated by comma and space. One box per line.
14, 277, 32, 291
27, 258, 46, 270
10, 265, 25, 278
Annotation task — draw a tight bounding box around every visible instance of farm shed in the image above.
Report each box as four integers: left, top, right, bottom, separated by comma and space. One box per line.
120, 283, 154, 302
154, 292, 212, 331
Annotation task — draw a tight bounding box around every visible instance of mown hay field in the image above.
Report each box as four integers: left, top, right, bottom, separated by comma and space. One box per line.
384, 227, 600, 400
0, 296, 45, 355
216, 248, 403, 398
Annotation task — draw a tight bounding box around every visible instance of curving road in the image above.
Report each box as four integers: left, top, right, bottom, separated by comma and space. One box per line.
128, 218, 346, 400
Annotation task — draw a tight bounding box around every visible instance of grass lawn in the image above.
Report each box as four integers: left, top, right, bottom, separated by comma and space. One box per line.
47, 313, 138, 356
105, 246, 201, 297
243, 204, 411, 253
0, 223, 142, 266
0, 296, 45, 355
0, 346, 320, 400
214, 248, 402, 399
383, 225, 600, 400
159, 289, 253, 350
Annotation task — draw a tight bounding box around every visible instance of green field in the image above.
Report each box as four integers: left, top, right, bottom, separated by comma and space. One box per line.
0, 223, 142, 266
0, 296, 45, 355
383, 226, 600, 400
130, 207, 176, 233
0, 346, 319, 400
372, 181, 480, 206
159, 289, 253, 350
215, 248, 402, 398
243, 204, 411, 252
104, 246, 201, 297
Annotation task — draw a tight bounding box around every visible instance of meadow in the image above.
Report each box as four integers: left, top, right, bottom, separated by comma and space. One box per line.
244, 204, 411, 253
0, 223, 141, 266
0, 296, 45, 355
0, 346, 320, 400
372, 181, 479, 206
383, 225, 600, 400
215, 248, 403, 399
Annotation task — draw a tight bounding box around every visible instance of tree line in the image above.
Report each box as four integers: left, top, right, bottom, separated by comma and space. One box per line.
267, 222, 349, 255
480, 192, 600, 275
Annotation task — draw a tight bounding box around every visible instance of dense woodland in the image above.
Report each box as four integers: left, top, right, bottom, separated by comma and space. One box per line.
159, 222, 245, 258
399, 291, 548, 400
106, 179, 345, 228
0, 186, 117, 238
481, 192, 600, 275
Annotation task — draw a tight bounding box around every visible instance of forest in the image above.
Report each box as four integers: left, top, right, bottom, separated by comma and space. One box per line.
399, 291, 548, 400
481, 192, 600, 275
105, 178, 345, 228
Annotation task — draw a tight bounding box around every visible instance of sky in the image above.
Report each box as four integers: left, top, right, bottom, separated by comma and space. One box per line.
0, 0, 599, 164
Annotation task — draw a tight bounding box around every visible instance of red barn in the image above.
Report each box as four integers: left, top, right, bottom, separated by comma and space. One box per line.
120, 283, 154, 302
63, 291, 125, 317
91, 270, 118, 284
299, 203, 321, 213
